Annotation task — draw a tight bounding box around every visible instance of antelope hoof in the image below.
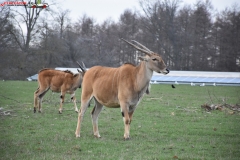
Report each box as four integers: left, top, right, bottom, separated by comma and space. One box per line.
75, 110, 79, 113
124, 137, 130, 141
59, 110, 62, 114
124, 136, 130, 141
38, 110, 41, 113
34, 108, 36, 113
76, 133, 80, 138
94, 134, 101, 138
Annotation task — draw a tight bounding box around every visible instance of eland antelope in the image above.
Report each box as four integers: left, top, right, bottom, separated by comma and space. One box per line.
34, 62, 86, 113
75, 39, 169, 140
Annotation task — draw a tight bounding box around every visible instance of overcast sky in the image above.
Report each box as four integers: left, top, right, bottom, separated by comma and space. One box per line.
55, 0, 239, 23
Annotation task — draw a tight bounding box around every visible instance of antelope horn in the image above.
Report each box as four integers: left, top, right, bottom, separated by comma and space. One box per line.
81, 61, 87, 70
121, 38, 152, 56
76, 61, 86, 73
131, 40, 154, 54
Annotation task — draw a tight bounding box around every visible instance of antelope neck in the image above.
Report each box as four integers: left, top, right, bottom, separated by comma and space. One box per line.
135, 61, 152, 91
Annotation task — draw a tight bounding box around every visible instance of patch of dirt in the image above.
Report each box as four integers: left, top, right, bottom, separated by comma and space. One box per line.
201, 103, 240, 114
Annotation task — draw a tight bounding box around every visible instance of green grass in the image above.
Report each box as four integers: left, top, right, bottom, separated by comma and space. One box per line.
0, 81, 240, 160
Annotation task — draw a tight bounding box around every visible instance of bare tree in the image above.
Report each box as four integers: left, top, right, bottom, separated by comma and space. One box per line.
0, 6, 16, 49
75, 14, 95, 37
9, 0, 50, 52
0, 6, 24, 80
176, 5, 194, 70
139, 0, 181, 68
191, 0, 213, 70
214, 6, 240, 71
54, 9, 70, 39
119, 9, 140, 64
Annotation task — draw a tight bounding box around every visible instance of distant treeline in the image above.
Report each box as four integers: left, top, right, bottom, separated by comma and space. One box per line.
0, 0, 239, 80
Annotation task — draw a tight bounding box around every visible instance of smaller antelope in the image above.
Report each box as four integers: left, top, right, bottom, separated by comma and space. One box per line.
34, 62, 86, 113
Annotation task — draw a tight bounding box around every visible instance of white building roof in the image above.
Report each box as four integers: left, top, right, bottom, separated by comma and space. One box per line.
153, 71, 240, 78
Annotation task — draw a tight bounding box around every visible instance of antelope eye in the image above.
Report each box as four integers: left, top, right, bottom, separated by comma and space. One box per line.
152, 58, 157, 61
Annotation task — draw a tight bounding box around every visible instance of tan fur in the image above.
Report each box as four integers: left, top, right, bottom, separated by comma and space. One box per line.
75, 52, 169, 139
34, 69, 84, 113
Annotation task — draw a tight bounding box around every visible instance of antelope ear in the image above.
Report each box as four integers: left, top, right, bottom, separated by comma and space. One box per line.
77, 69, 82, 73
138, 56, 148, 61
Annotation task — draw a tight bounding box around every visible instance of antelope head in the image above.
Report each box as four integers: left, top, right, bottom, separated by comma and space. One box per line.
121, 39, 169, 75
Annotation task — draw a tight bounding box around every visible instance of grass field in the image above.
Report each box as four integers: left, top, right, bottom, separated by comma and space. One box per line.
0, 81, 239, 160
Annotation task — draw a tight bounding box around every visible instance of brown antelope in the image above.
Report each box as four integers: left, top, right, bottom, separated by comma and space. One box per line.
75, 39, 169, 140
34, 62, 86, 114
